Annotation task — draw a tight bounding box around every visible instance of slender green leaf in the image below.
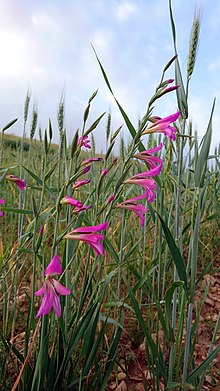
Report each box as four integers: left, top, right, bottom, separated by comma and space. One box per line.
187, 344, 220, 383
157, 212, 188, 296
194, 99, 215, 187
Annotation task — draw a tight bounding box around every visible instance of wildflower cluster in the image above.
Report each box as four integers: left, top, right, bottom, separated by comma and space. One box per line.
116, 111, 180, 226
0, 92, 180, 320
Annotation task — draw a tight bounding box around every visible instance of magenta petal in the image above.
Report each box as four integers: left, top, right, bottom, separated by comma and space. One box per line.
78, 135, 91, 149
61, 196, 83, 208
155, 111, 181, 124
132, 164, 163, 177
82, 165, 91, 174
72, 222, 108, 234
136, 211, 145, 227
0, 198, 6, 205
0, 211, 4, 217
81, 157, 103, 166
45, 255, 62, 276
86, 240, 104, 255
16, 179, 26, 190
122, 192, 148, 203
36, 291, 53, 318
52, 292, 61, 318
101, 169, 108, 178
72, 179, 90, 189
144, 143, 163, 154
73, 205, 91, 213
35, 283, 46, 296
106, 195, 115, 205
53, 280, 71, 295
6, 175, 26, 190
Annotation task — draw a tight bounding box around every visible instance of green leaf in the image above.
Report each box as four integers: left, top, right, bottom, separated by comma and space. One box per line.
165, 281, 184, 320
163, 54, 178, 73
45, 160, 59, 181
0, 168, 9, 184
3, 207, 33, 215
157, 212, 188, 296
83, 311, 106, 376
165, 281, 184, 340
169, 0, 176, 49
84, 112, 106, 135
194, 99, 215, 187
175, 58, 188, 119
187, 344, 220, 383
100, 313, 123, 390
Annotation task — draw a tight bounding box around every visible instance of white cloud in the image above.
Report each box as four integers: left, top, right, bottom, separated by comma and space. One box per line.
116, 2, 137, 21
31, 13, 56, 29
0, 32, 27, 76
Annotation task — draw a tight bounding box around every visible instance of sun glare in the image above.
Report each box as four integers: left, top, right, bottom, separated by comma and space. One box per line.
0, 31, 26, 76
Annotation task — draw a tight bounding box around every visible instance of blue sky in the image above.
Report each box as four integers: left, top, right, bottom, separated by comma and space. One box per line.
0, 0, 220, 151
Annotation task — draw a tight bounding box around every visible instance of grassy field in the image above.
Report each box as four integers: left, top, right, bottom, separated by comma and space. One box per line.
0, 5, 220, 391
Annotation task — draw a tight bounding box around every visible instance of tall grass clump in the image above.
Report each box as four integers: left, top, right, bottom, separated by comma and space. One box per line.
0, 1, 219, 390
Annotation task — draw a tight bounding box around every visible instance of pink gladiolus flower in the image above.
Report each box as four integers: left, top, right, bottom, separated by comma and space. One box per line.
78, 135, 91, 149
63, 222, 108, 255
60, 196, 83, 208
35, 255, 71, 318
116, 200, 148, 227
143, 111, 181, 141
133, 143, 163, 169
6, 175, 26, 190
124, 176, 157, 202
81, 157, 103, 166
72, 179, 90, 189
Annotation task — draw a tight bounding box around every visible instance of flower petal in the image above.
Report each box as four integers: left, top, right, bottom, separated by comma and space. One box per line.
71, 222, 108, 234
45, 255, 62, 276
52, 292, 61, 317
72, 179, 90, 189
85, 240, 104, 255
36, 291, 53, 318
34, 283, 46, 296
60, 196, 83, 207
53, 280, 71, 295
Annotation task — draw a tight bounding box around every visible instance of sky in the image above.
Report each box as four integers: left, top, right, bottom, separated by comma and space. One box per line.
0, 0, 220, 152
